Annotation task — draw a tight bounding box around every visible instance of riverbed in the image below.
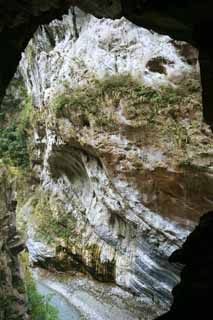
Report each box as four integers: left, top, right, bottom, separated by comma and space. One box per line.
36, 278, 81, 320
34, 268, 164, 320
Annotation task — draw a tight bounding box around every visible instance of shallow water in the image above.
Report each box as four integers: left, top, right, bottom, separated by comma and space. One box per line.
36, 279, 81, 320
34, 268, 161, 320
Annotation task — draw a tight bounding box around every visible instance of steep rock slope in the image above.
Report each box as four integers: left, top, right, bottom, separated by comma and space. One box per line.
18, 8, 213, 315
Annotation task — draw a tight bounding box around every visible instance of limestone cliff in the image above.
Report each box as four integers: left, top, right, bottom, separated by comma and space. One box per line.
16, 7, 213, 317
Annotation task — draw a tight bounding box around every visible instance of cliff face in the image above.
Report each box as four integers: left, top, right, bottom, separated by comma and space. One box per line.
1, 0, 213, 132
0, 166, 27, 320
16, 7, 213, 316
20, 7, 198, 108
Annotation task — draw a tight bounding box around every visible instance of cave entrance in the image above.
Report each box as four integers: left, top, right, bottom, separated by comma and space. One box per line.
1, 2, 213, 320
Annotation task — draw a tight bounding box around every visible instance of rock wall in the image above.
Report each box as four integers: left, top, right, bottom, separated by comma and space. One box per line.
0, 166, 27, 320
17, 7, 213, 316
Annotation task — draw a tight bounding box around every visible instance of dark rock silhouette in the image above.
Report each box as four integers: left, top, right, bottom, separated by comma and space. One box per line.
156, 211, 213, 319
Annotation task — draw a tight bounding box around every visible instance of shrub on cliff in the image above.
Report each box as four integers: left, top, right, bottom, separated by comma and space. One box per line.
51, 74, 203, 156
52, 74, 200, 132
0, 96, 32, 168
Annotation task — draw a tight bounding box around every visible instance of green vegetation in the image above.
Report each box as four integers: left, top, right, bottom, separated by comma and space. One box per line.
0, 96, 32, 168
53, 75, 154, 129
50, 73, 204, 163
179, 159, 211, 172
30, 191, 77, 244
21, 253, 59, 320
52, 74, 201, 136
26, 44, 37, 65
0, 124, 29, 168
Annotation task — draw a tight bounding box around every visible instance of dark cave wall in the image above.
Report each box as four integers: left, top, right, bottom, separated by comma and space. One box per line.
0, 0, 75, 103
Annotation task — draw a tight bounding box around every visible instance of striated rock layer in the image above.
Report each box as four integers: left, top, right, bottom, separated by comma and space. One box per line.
15, 8, 213, 317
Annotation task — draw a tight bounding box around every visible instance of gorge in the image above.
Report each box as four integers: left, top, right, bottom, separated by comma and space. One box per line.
0, 2, 213, 320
